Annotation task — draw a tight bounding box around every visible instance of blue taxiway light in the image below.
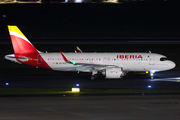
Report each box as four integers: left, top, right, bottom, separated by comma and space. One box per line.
5, 83, 9, 86
148, 85, 152, 88
76, 83, 79, 87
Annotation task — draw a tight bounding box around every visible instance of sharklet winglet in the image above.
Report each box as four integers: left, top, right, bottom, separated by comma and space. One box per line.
76, 46, 83, 53
60, 51, 76, 65
60, 51, 69, 62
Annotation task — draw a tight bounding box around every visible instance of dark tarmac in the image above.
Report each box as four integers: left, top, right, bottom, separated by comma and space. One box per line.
0, 95, 180, 120
1, 68, 180, 90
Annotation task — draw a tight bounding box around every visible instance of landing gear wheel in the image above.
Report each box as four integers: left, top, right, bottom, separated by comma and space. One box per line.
150, 71, 154, 79
91, 70, 98, 80
94, 74, 98, 78
91, 76, 95, 80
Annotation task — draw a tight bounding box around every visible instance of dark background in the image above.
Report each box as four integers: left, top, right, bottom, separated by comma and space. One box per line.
1, 2, 180, 39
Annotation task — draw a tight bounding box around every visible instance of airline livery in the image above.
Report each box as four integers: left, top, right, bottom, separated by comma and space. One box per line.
5, 26, 176, 80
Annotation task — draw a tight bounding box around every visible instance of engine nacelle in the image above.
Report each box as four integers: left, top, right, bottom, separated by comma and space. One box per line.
103, 68, 123, 79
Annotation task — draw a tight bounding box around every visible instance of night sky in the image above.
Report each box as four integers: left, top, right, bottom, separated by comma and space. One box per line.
1, 2, 180, 39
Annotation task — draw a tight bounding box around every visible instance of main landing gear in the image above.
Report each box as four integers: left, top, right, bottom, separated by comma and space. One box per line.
91, 70, 98, 80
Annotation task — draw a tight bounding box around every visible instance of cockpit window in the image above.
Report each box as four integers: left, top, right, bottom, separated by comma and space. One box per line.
160, 57, 168, 61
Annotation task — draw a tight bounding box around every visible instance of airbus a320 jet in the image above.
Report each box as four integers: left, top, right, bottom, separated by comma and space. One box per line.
5, 26, 176, 80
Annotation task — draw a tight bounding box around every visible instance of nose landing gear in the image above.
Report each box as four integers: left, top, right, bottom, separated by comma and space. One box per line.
150, 71, 155, 79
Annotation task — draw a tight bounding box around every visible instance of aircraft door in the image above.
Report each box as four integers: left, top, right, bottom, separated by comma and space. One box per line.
149, 55, 155, 65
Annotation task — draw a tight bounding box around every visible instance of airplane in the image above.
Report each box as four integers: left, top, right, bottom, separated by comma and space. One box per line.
5, 25, 176, 80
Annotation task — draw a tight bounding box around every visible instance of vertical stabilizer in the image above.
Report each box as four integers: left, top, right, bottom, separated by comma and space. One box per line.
8, 25, 38, 54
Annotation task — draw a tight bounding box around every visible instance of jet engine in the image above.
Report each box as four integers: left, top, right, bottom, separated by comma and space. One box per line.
102, 68, 123, 79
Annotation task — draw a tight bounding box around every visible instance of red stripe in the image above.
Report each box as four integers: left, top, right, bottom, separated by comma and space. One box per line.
60, 51, 68, 62
77, 49, 82, 53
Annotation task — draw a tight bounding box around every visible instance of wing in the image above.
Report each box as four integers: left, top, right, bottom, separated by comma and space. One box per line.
60, 51, 117, 71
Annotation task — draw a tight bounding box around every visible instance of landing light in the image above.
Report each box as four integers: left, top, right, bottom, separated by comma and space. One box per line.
150, 73, 153, 76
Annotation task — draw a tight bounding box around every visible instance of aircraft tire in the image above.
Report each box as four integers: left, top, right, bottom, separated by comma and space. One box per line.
94, 74, 98, 78
91, 76, 95, 80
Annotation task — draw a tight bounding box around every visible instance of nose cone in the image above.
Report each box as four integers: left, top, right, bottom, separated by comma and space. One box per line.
169, 61, 176, 69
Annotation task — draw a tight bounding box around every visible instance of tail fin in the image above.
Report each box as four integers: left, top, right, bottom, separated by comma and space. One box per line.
76, 46, 83, 53
8, 25, 38, 54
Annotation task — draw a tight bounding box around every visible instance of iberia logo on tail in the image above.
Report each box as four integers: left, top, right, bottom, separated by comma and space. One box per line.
7, 25, 52, 69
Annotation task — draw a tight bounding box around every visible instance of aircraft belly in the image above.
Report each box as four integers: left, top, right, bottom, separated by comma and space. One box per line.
133, 62, 145, 71
53, 67, 76, 71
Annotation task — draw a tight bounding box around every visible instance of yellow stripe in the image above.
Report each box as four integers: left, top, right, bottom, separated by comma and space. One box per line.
76, 46, 80, 50
8, 25, 26, 38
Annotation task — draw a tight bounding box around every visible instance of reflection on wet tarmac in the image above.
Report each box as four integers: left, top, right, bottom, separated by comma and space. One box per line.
150, 77, 180, 82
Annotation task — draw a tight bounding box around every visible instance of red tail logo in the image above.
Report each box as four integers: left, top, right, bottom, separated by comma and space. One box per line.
8, 25, 38, 54
7, 25, 52, 70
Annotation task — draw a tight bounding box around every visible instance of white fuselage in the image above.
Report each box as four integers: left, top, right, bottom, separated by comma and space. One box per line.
39, 52, 175, 72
